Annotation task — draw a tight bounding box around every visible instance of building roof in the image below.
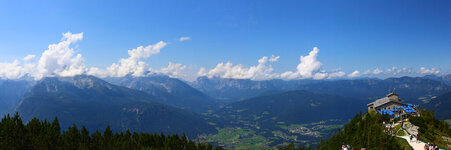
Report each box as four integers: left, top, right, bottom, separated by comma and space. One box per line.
367, 97, 406, 108
386, 92, 398, 98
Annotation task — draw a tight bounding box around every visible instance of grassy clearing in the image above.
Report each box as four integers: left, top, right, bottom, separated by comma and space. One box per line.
393, 123, 406, 136
203, 128, 270, 149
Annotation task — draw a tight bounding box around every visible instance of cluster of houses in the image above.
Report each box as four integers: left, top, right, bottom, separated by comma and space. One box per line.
367, 91, 419, 118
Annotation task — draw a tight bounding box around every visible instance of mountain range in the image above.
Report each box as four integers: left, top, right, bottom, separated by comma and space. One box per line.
297, 76, 451, 104
191, 76, 451, 104
105, 75, 219, 113
214, 90, 368, 128
0, 73, 449, 146
423, 74, 451, 86
191, 76, 306, 102
12, 75, 215, 137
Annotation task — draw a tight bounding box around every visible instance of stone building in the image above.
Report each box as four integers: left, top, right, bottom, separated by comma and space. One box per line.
367, 92, 407, 111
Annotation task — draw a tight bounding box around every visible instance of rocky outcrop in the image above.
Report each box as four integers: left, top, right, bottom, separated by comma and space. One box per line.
403, 121, 419, 136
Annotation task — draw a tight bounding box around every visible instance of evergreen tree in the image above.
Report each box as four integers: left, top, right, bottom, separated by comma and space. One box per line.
0, 113, 226, 150
79, 126, 90, 150
91, 130, 103, 150
63, 124, 81, 150
102, 125, 113, 149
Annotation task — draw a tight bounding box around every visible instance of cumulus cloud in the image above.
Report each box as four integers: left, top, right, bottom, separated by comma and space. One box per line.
385, 67, 412, 75
419, 67, 440, 75
0, 32, 171, 80
0, 60, 25, 79
199, 55, 280, 80
87, 67, 109, 78
362, 68, 382, 75
280, 47, 323, 79
35, 32, 86, 79
198, 47, 358, 80
269, 55, 280, 62
105, 41, 168, 77
372, 68, 383, 75
179, 37, 191, 41
0, 33, 445, 81
360, 67, 413, 77
327, 71, 346, 79
313, 72, 328, 80
0, 32, 87, 80
23, 55, 36, 62
157, 62, 187, 78
347, 70, 361, 78
198, 67, 207, 76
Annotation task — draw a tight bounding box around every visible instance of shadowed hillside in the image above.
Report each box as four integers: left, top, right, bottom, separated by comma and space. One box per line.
13, 75, 216, 137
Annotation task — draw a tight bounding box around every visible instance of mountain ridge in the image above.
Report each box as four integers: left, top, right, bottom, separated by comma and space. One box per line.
105, 74, 220, 113
13, 75, 216, 137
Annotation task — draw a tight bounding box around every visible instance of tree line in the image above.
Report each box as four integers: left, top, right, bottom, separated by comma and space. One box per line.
0, 113, 224, 150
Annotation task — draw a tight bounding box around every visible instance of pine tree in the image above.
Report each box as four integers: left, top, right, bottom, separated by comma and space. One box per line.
79, 126, 90, 150
91, 130, 103, 150
25, 117, 42, 149
102, 125, 113, 149
63, 124, 81, 150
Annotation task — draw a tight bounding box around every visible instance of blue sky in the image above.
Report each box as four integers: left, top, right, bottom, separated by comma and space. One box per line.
0, 0, 450, 81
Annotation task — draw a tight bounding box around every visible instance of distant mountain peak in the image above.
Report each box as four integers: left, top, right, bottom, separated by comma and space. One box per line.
37, 75, 113, 91
104, 75, 219, 113
13, 74, 216, 137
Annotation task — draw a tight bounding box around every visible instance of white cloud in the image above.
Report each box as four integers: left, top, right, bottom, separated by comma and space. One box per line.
0, 32, 170, 80
280, 47, 322, 79
200, 55, 280, 80
360, 67, 412, 77
0, 32, 87, 80
313, 72, 328, 80
197, 67, 207, 76
419, 67, 440, 75
372, 68, 382, 75
269, 55, 280, 62
179, 37, 191, 41
198, 47, 361, 80
0, 33, 445, 81
35, 32, 86, 79
362, 68, 382, 75
157, 62, 187, 78
362, 70, 371, 75
400, 67, 412, 74
347, 70, 361, 78
0, 60, 25, 79
23, 55, 36, 62
384, 67, 412, 75
105, 41, 168, 77
87, 67, 109, 78
328, 71, 346, 79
